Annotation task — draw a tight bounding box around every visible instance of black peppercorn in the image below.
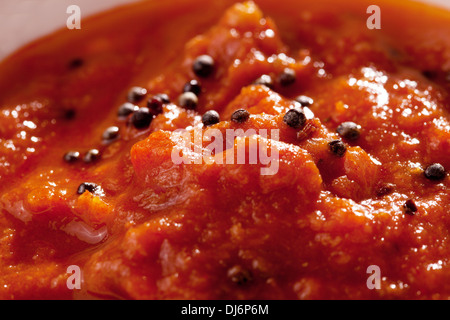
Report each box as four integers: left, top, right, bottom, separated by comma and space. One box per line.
231, 109, 250, 123
131, 107, 152, 129
295, 95, 314, 107
328, 139, 347, 157
77, 182, 101, 195
102, 126, 120, 142
336, 121, 361, 141
183, 80, 202, 96
64, 109, 76, 120
253, 74, 274, 89
403, 199, 418, 215
178, 92, 198, 110
117, 102, 138, 118
68, 58, 83, 69
127, 86, 147, 103
63, 151, 80, 163
154, 93, 170, 104
147, 96, 164, 116
193, 55, 215, 78
279, 67, 296, 86
424, 163, 446, 181
83, 149, 101, 163
227, 266, 252, 285
283, 109, 306, 129
422, 70, 438, 80
202, 110, 220, 127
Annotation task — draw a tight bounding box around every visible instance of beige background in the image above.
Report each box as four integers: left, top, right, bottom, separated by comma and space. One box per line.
0, 0, 140, 60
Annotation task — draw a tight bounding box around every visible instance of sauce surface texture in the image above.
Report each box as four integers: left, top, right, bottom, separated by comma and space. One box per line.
0, 0, 449, 299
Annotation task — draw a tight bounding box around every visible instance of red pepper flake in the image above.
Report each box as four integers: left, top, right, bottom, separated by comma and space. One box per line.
296, 121, 318, 141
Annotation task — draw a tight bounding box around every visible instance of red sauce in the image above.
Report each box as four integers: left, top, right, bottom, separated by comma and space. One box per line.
0, 0, 449, 299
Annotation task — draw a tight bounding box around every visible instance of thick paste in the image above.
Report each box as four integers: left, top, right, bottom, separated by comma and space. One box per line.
0, 0, 449, 299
